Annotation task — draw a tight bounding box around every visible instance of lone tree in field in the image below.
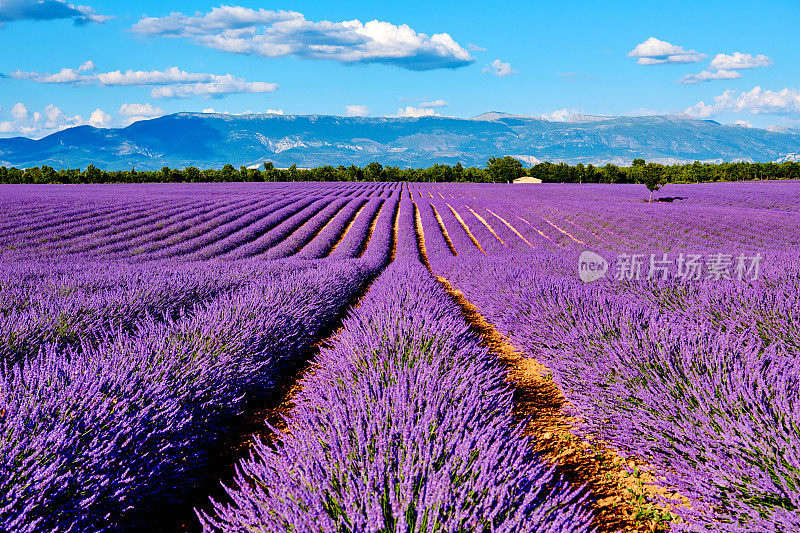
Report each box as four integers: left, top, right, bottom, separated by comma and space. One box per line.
632, 159, 665, 202
486, 156, 525, 183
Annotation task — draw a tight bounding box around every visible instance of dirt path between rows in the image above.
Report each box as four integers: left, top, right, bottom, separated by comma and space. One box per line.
435, 279, 679, 532
412, 200, 679, 533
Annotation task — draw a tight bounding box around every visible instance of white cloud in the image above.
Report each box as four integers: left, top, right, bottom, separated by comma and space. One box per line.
11, 102, 27, 120
0, 0, 112, 26
10, 67, 90, 84
0, 103, 88, 137
684, 101, 716, 119
684, 87, 800, 118
394, 106, 439, 118
710, 52, 772, 70
202, 108, 216, 113
131, 7, 474, 71
88, 108, 112, 126
10, 64, 279, 99
265, 108, 284, 114
148, 75, 278, 99
420, 99, 448, 108
628, 37, 705, 65
483, 59, 516, 76
678, 69, 742, 84
118, 102, 164, 117
96, 66, 217, 86
42, 67, 91, 84
345, 104, 369, 117
467, 43, 487, 52
732, 120, 753, 127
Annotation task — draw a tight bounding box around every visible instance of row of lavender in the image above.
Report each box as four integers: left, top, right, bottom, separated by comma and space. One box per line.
0, 182, 400, 262
199, 200, 592, 532
420, 181, 800, 531
0, 184, 404, 530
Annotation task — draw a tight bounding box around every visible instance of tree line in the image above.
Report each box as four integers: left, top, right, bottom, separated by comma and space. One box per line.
0, 157, 798, 184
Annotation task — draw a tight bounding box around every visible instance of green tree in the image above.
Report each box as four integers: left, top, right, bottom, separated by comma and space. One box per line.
365, 162, 383, 181
642, 163, 665, 202
485, 156, 525, 183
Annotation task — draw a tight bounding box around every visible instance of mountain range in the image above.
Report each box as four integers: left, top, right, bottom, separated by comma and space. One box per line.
1, 112, 800, 170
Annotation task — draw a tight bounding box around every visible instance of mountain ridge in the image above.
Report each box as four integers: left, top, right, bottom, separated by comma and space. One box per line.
1, 112, 799, 170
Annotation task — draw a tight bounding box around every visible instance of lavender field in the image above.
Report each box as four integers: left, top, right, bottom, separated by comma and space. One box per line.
1, 180, 799, 532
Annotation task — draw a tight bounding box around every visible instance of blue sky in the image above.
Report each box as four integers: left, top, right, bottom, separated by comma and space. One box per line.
1, 0, 799, 137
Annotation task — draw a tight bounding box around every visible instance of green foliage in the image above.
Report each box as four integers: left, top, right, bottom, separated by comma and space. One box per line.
1, 158, 797, 184
485, 156, 526, 183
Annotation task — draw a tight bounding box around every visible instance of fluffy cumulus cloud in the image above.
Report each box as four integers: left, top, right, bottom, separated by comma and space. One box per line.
628, 37, 705, 65
9, 64, 278, 99
678, 69, 742, 84
88, 108, 111, 126
0, 102, 92, 138
732, 120, 753, 128
684, 87, 800, 118
483, 59, 516, 76
118, 102, 164, 124
345, 104, 369, 117
675, 51, 773, 84
131, 6, 474, 71
394, 106, 439, 118
0, 0, 112, 27
11, 102, 27, 120
710, 52, 773, 70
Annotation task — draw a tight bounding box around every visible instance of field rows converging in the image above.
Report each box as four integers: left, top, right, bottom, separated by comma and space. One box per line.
1, 181, 799, 533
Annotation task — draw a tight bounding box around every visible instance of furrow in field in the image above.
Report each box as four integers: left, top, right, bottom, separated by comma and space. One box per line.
256, 199, 351, 260
485, 208, 535, 247
293, 198, 368, 259
2, 199, 157, 245
219, 199, 334, 260
0, 201, 135, 240
414, 202, 455, 261
430, 203, 458, 255
328, 198, 384, 259
317, 200, 367, 258
446, 203, 485, 253
90, 197, 260, 257
132, 197, 283, 258
465, 205, 507, 246
515, 215, 562, 246
30, 199, 199, 250
157, 198, 307, 260
427, 276, 678, 533
543, 217, 586, 245
44, 200, 212, 254
356, 200, 387, 258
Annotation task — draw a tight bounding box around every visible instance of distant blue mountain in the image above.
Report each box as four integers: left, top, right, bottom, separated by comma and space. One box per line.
1, 112, 800, 170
